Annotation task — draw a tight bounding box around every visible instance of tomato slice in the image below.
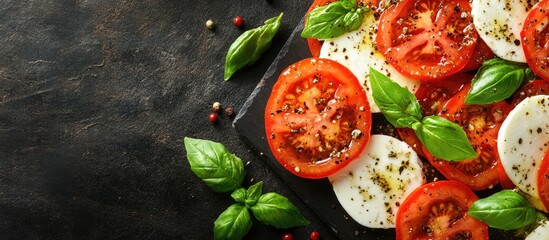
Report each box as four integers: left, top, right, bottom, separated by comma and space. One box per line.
521, 0, 549, 81
376, 0, 478, 81
497, 159, 515, 189
538, 148, 549, 211
461, 38, 495, 72
264, 58, 372, 179
423, 83, 511, 190
305, 0, 382, 57
395, 180, 488, 240
511, 79, 549, 106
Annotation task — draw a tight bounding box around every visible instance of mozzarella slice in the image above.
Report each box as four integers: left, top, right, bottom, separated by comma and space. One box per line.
329, 135, 425, 228
498, 95, 549, 200
471, 0, 538, 62
319, 14, 420, 113
526, 219, 549, 240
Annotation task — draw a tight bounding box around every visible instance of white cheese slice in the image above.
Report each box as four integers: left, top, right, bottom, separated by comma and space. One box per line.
329, 135, 425, 228
319, 14, 420, 113
526, 219, 549, 240
498, 95, 549, 201
471, 0, 538, 62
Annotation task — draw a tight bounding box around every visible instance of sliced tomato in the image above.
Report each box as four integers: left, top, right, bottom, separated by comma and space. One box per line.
264, 58, 372, 179
521, 0, 549, 81
376, 0, 478, 81
423, 83, 511, 190
497, 160, 515, 189
538, 148, 549, 211
305, 0, 381, 57
397, 73, 471, 157
461, 38, 495, 72
395, 180, 488, 240
415, 73, 471, 116
511, 79, 549, 106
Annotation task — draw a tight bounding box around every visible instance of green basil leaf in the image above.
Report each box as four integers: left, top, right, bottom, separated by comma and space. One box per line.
369, 68, 422, 128
184, 137, 245, 192
301, 1, 365, 40
396, 116, 421, 128
340, 0, 356, 9
214, 204, 252, 240
468, 190, 539, 230
224, 13, 283, 80
250, 192, 309, 228
415, 116, 477, 161
231, 188, 247, 203
466, 58, 535, 104
245, 181, 263, 207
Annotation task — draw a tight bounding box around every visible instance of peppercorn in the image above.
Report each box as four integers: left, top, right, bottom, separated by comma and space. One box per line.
225, 107, 235, 117
208, 113, 218, 123
212, 102, 222, 112
281, 233, 293, 240
205, 19, 215, 30
233, 16, 244, 27
309, 231, 320, 240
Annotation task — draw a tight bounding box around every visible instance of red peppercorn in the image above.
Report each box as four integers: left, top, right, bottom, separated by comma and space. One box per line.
233, 16, 244, 27
281, 233, 293, 240
309, 231, 320, 240
208, 113, 218, 123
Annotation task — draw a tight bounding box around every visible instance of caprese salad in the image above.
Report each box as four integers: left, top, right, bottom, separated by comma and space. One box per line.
264, 0, 549, 239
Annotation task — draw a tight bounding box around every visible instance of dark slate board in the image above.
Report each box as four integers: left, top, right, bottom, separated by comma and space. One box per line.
234, 17, 517, 240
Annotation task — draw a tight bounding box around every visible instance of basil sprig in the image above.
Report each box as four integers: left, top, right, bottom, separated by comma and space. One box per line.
301, 0, 367, 40
468, 190, 545, 230
184, 138, 308, 240
224, 13, 283, 80
369, 68, 477, 161
466, 58, 535, 104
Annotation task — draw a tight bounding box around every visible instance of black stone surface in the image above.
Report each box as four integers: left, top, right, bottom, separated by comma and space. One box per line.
0, 0, 339, 239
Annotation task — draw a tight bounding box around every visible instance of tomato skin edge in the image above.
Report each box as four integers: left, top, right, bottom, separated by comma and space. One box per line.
521, 0, 549, 81
538, 148, 549, 212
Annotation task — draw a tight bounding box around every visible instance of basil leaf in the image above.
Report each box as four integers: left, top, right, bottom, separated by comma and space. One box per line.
245, 181, 263, 207
250, 193, 309, 228
224, 13, 283, 80
184, 137, 245, 192
214, 204, 252, 240
468, 190, 539, 230
369, 68, 422, 128
231, 188, 247, 203
340, 0, 356, 9
397, 116, 421, 128
414, 116, 477, 161
466, 58, 535, 104
301, 1, 365, 40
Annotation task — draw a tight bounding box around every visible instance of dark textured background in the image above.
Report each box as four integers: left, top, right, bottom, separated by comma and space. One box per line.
0, 0, 343, 239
